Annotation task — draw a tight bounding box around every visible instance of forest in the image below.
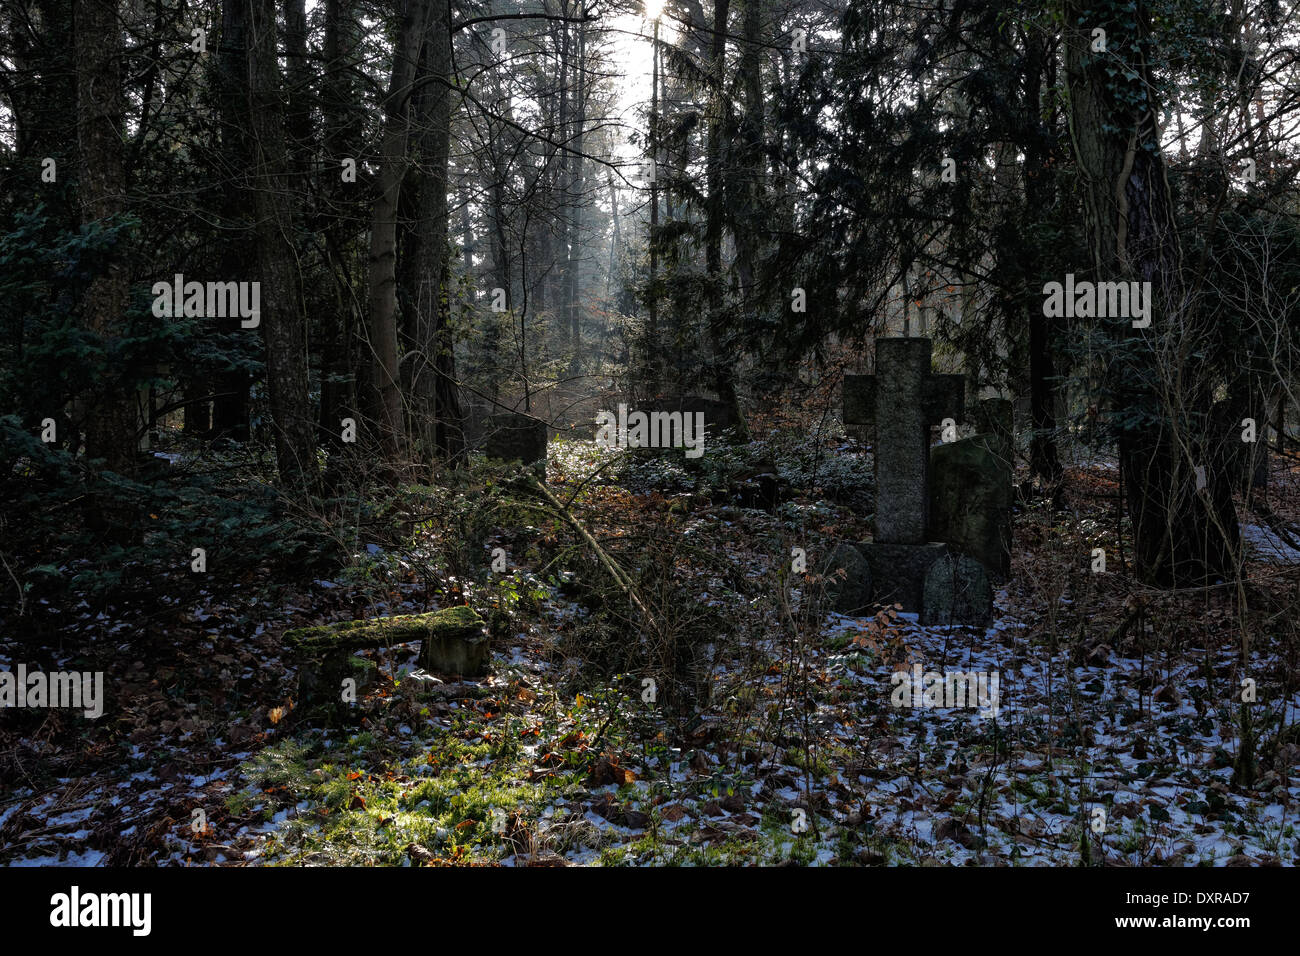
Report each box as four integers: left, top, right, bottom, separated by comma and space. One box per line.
0, 0, 1298, 871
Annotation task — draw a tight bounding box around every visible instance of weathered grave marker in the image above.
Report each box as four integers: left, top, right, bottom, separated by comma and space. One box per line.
838, 337, 995, 624
678, 395, 743, 441
844, 338, 964, 543
285, 606, 488, 720
922, 553, 994, 627
929, 433, 1012, 581
818, 542, 873, 615
482, 412, 548, 471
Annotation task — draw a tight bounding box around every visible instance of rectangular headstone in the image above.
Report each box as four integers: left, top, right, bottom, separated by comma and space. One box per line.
483, 412, 548, 468
842, 375, 876, 429
929, 434, 1013, 581
672, 395, 742, 441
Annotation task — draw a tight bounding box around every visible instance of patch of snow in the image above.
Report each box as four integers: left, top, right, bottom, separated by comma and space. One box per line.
12, 847, 106, 866
1240, 523, 1300, 564
47, 806, 95, 827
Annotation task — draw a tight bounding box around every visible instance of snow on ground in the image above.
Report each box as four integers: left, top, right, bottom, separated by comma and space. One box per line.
1240, 523, 1300, 564
4, 449, 1297, 867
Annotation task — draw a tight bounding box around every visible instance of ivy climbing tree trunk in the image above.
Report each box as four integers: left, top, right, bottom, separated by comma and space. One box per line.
1064, 0, 1238, 585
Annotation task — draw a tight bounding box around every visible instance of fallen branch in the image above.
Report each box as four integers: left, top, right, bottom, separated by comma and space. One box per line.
516, 474, 659, 632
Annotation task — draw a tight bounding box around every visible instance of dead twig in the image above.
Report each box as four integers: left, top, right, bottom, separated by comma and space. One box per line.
515, 474, 660, 634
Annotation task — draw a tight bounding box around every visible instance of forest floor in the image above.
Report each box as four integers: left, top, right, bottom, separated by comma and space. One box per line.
3, 414, 1300, 866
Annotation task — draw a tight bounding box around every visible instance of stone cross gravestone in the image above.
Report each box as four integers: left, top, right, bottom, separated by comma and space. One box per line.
835, 337, 994, 624
844, 337, 965, 544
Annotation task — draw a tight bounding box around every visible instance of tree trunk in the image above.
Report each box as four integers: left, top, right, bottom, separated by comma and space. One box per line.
75, 0, 136, 477
208, 0, 255, 441
703, 0, 747, 438
1023, 35, 1061, 483
646, 16, 660, 390
458, 170, 475, 277
248, 0, 318, 487
1027, 309, 1061, 482
318, 0, 360, 448
555, 5, 571, 354
409, 0, 464, 466
1064, 1, 1238, 585
732, 0, 765, 298
283, 0, 311, 168
566, 19, 586, 367
364, 0, 429, 463
1277, 392, 1287, 454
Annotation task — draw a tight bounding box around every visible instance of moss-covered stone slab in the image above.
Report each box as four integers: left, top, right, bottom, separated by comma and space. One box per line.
419, 611, 490, 677
285, 605, 489, 676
